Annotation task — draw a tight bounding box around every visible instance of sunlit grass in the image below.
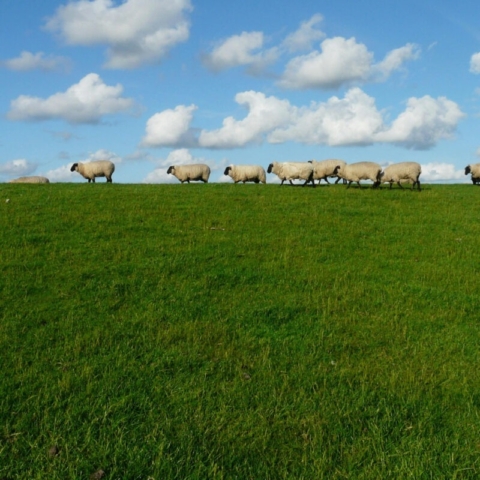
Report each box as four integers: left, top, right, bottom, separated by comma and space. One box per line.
1, 183, 480, 478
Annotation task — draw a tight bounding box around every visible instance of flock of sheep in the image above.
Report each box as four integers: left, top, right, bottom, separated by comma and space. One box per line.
6, 159, 480, 188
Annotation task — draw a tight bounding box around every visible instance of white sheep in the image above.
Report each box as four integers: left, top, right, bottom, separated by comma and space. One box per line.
70, 161, 115, 183
379, 162, 422, 190
9, 176, 50, 184
333, 162, 382, 189
224, 165, 266, 184
167, 164, 210, 183
465, 163, 480, 185
267, 161, 315, 187
309, 159, 347, 185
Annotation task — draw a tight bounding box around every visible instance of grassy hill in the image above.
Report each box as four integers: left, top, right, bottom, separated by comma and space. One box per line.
1, 183, 480, 479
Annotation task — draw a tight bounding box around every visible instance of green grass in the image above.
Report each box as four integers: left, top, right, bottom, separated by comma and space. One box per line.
1, 183, 480, 479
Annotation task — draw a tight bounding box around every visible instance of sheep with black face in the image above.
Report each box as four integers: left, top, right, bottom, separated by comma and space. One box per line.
224, 165, 266, 184
167, 164, 210, 183
70, 161, 115, 183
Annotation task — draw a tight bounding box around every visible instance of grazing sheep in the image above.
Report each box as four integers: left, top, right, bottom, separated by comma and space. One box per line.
167, 164, 211, 184
309, 159, 347, 185
70, 161, 115, 183
379, 162, 422, 190
333, 162, 382, 189
224, 165, 266, 184
267, 161, 315, 187
465, 163, 480, 185
9, 176, 50, 184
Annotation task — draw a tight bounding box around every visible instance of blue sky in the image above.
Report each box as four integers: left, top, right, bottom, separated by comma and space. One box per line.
1, 0, 480, 183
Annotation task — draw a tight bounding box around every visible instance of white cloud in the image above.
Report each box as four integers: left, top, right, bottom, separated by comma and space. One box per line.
279, 37, 420, 90
282, 14, 325, 53
45, 0, 192, 69
86, 148, 123, 164
269, 88, 384, 146
0, 159, 37, 177
372, 44, 420, 81
3, 51, 71, 72
143, 89, 463, 151
143, 148, 227, 183
7, 73, 134, 124
198, 91, 293, 148
202, 31, 278, 73
470, 52, 480, 74
376, 96, 465, 149
142, 104, 197, 147
41, 165, 76, 182
419, 163, 465, 182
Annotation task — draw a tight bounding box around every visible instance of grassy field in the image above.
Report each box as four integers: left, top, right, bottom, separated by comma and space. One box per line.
1, 182, 480, 479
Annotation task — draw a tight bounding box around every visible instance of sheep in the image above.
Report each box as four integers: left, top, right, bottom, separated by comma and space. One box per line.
379, 162, 421, 190
9, 176, 50, 184
70, 161, 115, 183
167, 164, 210, 183
267, 161, 315, 187
309, 159, 347, 185
465, 163, 480, 185
333, 161, 382, 189
224, 165, 266, 184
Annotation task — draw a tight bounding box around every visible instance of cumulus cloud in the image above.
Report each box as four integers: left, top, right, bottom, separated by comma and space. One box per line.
143, 89, 463, 151
7, 73, 135, 124
41, 164, 76, 182
0, 159, 37, 178
420, 163, 465, 182
143, 148, 227, 183
278, 37, 420, 90
3, 51, 71, 72
371, 44, 420, 81
198, 91, 293, 148
45, 0, 192, 69
201, 89, 462, 150
281, 14, 325, 53
142, 104, 197, 147
269, 88, 384, 146
376, 96, 465, 149
202, 31, 278, 73
470, 52, 480, 74
86, 148, 123, 163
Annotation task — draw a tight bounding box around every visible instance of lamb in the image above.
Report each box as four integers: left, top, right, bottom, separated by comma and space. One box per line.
70, 161, 115, 183
224, 165, 266, 184
267, 161, 315, 187
167, 164, 210, 183
465, 163, 480, 185
9, 176, 50, 184
379, 162, 421, 190
309, 159, 347, 185
333, 161, 382, 189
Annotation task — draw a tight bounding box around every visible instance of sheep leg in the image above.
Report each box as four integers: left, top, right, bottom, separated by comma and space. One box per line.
280, 179, 286, 186
347, 181, 352, 189
397, 182, 404, 189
